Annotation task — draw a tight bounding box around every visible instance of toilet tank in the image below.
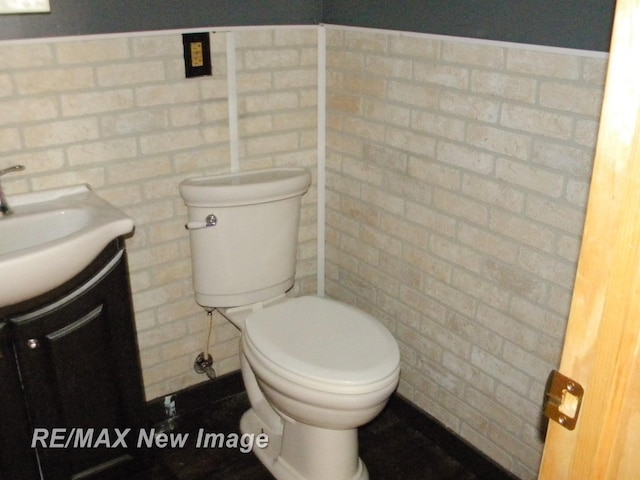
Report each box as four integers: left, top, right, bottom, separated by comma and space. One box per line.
179, 167, 312, 308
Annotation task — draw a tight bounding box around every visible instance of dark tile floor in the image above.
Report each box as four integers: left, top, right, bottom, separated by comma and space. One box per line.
133, 392, 518, 480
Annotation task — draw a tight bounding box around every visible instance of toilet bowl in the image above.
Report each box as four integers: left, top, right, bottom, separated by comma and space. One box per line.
222, 295, 400, 480
179, 168, 401, 480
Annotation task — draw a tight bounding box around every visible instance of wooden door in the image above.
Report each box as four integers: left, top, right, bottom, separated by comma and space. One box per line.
538, 0, 640, 478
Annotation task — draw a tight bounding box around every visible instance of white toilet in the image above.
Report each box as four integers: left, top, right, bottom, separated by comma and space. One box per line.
180, 167, 400, 480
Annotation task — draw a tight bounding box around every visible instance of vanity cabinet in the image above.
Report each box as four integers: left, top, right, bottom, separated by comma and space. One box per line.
0, 239, 147, 480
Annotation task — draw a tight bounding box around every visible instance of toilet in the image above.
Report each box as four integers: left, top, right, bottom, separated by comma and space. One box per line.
180, 167, 400, 480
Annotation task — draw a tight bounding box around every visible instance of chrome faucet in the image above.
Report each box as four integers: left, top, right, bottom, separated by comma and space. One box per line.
0, 165, 25, 216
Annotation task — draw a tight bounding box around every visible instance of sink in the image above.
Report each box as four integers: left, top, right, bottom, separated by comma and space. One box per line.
0, 185, 134, 308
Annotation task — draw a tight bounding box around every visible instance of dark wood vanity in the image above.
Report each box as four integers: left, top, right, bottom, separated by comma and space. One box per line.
0, 239, 147, 479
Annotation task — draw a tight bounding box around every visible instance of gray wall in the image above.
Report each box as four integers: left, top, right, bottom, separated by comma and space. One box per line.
1, 0, 615, 51
0, 0, 322, 40
323, 0, 616, 51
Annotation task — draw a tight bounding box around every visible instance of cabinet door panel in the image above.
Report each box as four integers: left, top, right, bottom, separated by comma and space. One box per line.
9, 246, 145, 479
0, 322, 40, 479
47, 305, 121, 430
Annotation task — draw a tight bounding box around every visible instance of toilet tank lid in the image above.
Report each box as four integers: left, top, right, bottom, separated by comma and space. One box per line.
179, 167, 311, 207
244, 296, 400, 386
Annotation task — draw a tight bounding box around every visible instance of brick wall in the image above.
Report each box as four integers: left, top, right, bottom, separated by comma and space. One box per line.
325, 27, 606, 478
0, 27, 318, 401
1, 22, 608, 478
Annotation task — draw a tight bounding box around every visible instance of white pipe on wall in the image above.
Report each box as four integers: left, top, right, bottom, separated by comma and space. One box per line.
316, 25, 326, 297
226, 30, 240, 173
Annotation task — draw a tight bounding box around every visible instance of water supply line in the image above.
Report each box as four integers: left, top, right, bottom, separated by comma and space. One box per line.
194, 308, 216, 380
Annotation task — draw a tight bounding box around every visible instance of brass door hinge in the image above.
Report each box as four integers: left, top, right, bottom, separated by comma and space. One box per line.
544, 370, 584, 430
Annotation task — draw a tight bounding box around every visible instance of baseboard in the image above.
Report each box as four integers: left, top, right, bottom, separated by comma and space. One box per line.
145, 371, 244, 427
389, 395, 519, 480
146, 372, 517, 480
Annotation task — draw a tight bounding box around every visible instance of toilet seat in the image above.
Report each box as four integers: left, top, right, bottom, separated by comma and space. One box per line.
242, 296, 400, 394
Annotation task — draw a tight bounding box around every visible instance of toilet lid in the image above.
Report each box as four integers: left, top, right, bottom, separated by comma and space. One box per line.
243, 296, 400, 386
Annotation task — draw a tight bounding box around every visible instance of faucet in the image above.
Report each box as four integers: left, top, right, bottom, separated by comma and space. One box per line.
0, 165, 25, 216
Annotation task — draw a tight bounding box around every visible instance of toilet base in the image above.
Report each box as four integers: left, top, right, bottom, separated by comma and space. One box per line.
241, 408, 369, 480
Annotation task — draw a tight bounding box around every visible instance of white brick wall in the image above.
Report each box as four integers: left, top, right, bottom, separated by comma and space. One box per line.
0, 27, 318, 401
325, 28, 606, 479
1, 23, 608, 478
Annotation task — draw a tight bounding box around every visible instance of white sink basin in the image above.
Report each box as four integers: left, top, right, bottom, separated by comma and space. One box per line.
0, 185, 134, 308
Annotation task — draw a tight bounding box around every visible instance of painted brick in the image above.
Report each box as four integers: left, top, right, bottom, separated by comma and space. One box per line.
0, 97, 58, 124
476, 303, 539, 351
139, 129, 206, 154
67, 138, 138, 166
388, 35, 440, 59
0, 27, 317, 403
517, 247, 577, 289
408, 156, 460, 190
365, 54, 412, 79
2, 23, 606, 479
274, 28, 317, 46
582, 56, 608, 86
531, 140, 594, 177
243, 48, 301, 70
14, 67, 95, 94
242, 91, 300, 113
574, 118, 601, 147
433, 188, 488, 225
412, 111, 465, 141
56, 38, 130, 64
466, 123, 531, 160
343, 29, 388, 53
539, 81, 604, 116
97, 61, 165, 86
273, 68, 317, 89
470, 70, 537, 104
23, 117, 100, 147
439, 91, 500, 123
342, 72, 386, 98
465, 386, 524, 436
0, 43, 55, 68
406, 201, 457, 238
489, 209, 555, 253
414, 60, 469, 89
500, 103, 574, 140
0, 73, 12, 97
451, 268, 510, 314
442, 41, 505, 69
525, 195, 586, 235
0, 127, 21, 152
402, 245, 449, 283
387, 79, 440, 109
132, 35, 184, 58
135, 83, 200, 106
470, 348, 530, 395
100, 110, 169, 137
506, 48, 580, 79
481, 258, 547, 303
61, 89, 134, 116
436, 142, 495, 175
234, 30, 274, 48
495, 157, 564, 198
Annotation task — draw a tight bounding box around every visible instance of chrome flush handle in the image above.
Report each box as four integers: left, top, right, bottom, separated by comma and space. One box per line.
185, 214, 218, 230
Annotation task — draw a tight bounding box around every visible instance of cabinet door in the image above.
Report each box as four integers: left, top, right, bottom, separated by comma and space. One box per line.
10, 247, 146, 479
0, 322, 41, 479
